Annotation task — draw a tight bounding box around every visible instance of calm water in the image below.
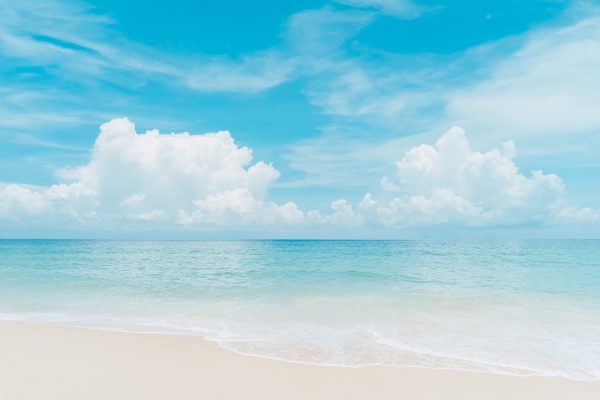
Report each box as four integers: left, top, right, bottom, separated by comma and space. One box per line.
1, 240, 599, 379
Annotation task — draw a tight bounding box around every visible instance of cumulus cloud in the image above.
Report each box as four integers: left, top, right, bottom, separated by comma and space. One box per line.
288, 126, 596, 230
0, 118, 306, 227
356, 127, 580, 227
1, 121, 597, 232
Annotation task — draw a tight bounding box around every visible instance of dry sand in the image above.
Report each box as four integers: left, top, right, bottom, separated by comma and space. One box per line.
1, 320, 598, 400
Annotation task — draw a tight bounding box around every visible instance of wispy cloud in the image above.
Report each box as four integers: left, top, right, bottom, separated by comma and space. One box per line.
446, 14, 600, 139
0, 1, 272, 92
13, 134, 85, 151
0, 1, 376, 94
335, 0, 431, 19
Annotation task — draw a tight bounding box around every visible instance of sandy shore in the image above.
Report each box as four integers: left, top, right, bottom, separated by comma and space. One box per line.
1, 321, 598, 400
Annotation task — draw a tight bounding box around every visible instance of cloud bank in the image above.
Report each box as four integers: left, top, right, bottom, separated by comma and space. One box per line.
1, 120, 597, 234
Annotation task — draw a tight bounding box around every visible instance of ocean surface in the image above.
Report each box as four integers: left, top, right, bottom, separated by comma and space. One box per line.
1, 239, 599, 380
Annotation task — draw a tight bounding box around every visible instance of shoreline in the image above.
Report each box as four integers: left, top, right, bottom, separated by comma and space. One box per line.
1, 321, 599, 399
1, 316, 592, 380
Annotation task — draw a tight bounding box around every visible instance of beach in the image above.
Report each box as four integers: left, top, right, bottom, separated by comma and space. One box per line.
1, 321, 599, 400
2, 240, 600, 382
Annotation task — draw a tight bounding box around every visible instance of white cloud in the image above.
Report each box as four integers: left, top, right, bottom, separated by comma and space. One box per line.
0, 184, 50, 217
356, 127, 584, 227
330, 199, 365, 226
0, 118, 308, 227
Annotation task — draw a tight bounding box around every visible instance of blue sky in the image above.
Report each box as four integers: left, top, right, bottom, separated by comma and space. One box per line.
1, 0, 600, 238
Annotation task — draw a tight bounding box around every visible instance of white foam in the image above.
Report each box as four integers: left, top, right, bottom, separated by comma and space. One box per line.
2, 303, 600, 382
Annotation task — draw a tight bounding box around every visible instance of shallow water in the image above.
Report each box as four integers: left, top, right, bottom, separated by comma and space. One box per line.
1, 239, 599, 379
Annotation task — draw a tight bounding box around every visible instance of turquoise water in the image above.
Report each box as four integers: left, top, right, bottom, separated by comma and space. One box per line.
1, 240, 599, 379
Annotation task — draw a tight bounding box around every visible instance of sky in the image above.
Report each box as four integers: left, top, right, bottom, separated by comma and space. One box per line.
1, 0, 600, 239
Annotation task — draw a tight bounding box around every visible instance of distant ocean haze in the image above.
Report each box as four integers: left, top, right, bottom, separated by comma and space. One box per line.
0, 239, 599, 380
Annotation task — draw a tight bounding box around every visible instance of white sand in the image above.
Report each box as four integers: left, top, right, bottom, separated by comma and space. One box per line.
1, 321, 598, 399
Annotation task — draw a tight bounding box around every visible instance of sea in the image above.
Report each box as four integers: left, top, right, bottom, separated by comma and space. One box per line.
0, 239, 599, 380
